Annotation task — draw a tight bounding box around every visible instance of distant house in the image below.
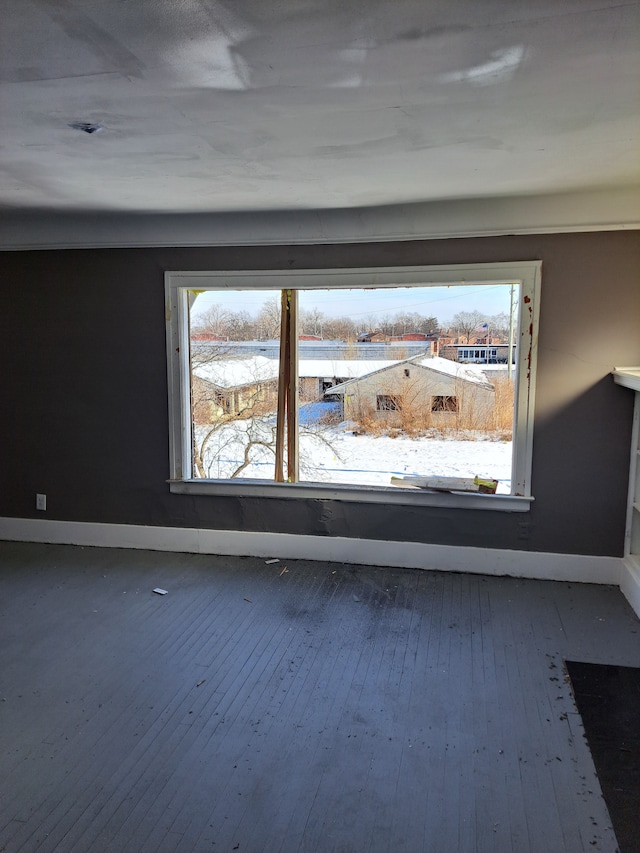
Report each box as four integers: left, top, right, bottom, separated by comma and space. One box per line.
191, 356, 279, 421
437, 333, 459, 348
191, 332, 227, 344
440, 344, 516, 364
326, 356, 495, 428
389, 338, 437, 357
390, 332, 431, 342
357, 330, 386, 343
357, 331, 437, 348
298, 359, 405, 401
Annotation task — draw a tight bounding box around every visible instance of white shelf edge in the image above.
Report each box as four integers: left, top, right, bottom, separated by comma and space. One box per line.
613, 367, 640, 392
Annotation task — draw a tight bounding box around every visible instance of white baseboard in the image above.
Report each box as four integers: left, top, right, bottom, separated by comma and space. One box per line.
620, 557, 640, 618
0, 516, 626, 592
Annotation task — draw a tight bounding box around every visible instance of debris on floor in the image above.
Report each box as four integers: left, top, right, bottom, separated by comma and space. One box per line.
265, 558, 280, 564
153, 588, 168, 595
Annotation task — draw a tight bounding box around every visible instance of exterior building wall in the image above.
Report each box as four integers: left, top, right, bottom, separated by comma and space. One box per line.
192, 376, 277, 420
300, 376, 320, 401
341, 364, 494, 427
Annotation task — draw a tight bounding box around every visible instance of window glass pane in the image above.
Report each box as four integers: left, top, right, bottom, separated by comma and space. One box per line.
189, 290, 282, 480
186, 282, 518, 494
296, 285, 517, 494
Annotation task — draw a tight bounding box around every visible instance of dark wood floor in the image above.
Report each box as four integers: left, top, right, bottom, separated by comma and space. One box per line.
1, 541, 639, 853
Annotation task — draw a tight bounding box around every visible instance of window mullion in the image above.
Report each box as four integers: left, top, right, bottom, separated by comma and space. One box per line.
274, 290, 289, 482
287, 290, 299, 482
274, 289, 300, 483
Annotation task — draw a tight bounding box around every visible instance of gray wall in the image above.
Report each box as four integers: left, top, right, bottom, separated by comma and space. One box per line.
1, 231, 638, 556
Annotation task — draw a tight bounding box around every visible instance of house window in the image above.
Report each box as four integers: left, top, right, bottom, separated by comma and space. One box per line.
165, 262, 540, 510
431, 395, 458, 413
377, 394, 401, 411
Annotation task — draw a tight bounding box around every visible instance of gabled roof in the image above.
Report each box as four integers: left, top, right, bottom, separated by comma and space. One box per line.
327, 356, 494, 394
411, 357, 495, 389
192, 356, 278, 390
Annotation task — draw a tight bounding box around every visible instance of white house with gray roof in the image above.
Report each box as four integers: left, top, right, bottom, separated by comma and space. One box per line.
326, 357, 496, 428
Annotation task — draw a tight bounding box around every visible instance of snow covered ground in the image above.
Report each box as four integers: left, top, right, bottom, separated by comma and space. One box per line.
196, 420, 512, 493
300, 426, 512, 492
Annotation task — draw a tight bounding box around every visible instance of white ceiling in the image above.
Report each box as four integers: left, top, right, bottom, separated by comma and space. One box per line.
1, 0, 639, 247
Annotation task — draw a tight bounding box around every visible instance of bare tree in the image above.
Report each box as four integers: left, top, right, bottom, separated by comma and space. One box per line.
451, 310, 488, 342
191, 348, 344, 480
323, 315, 357, 340
192, 303, 231, 338
299, 306, 326, 337
377, 313, 396, 338
487, 312, 510, 340
191, 364, 279, 479
366, 310, 440, 339
359, 314, 383, 337
414, 314, 440, 335
191, 304, 260, 341
255, 298, 281, 340
225, 309, 254, 340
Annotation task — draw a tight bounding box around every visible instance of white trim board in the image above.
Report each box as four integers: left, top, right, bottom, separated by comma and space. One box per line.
1, 187, 638, 251
620, 558, 640, 620
0, 515, 626, 593
165, 263, 540, 504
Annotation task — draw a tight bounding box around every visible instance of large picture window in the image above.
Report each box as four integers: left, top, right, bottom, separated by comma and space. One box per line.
165, 263, 540, 510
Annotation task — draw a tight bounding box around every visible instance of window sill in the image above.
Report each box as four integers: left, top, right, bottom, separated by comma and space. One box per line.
169, 479, 533, 511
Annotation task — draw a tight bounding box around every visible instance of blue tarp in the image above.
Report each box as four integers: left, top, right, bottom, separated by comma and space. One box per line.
298, 401, 342, 425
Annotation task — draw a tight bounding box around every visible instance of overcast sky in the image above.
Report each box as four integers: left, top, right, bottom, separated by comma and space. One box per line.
191, 284, 515, 325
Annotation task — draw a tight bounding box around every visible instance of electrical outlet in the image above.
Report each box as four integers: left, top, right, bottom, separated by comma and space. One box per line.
36, 493, 46, 511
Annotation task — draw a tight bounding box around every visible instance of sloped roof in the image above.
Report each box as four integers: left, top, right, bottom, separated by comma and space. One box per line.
328, 356, 494, 394
192, 356, 278, 390
411, 357, 495, 389
193, 356, 405, 389
298, 360, 402, 379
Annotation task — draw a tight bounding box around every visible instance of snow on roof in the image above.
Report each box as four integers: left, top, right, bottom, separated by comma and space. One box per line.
412, 356, 494, 388
297, 359, 402, 379
193, 356, 405, 388
193, 355, 278, 389
328, 355, 494, 394
192, 354, 492, 393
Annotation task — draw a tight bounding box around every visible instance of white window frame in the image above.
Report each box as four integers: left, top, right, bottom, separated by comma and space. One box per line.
165, 262, 541, 511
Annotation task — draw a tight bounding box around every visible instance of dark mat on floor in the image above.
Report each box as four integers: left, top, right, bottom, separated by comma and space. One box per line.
565, 661, 640, 853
